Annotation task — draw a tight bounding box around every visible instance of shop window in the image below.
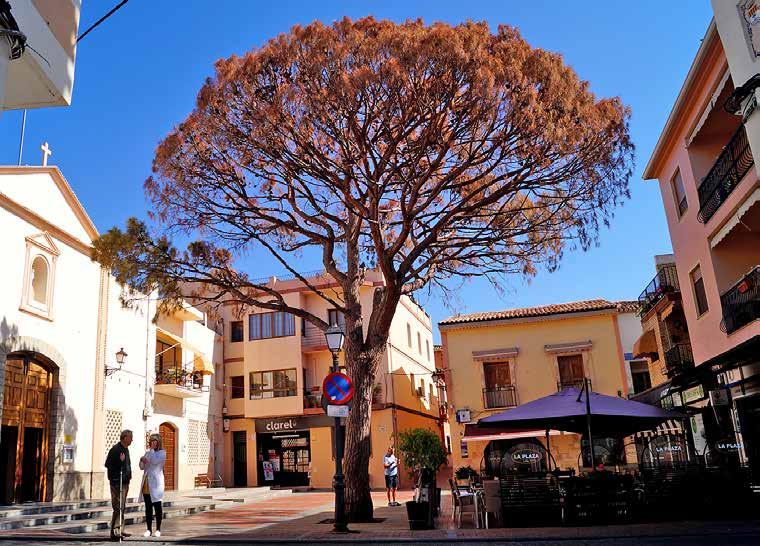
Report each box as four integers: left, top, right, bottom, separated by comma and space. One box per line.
691, 265, 709, 316
671, 168, 688, 218
230, 321, 244, 343
249, 368, 297, 399
230, 376, 244, 399
249, 312, 296, 340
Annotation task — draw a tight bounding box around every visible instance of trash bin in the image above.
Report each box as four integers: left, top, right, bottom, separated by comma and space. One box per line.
406, 500, 430, 530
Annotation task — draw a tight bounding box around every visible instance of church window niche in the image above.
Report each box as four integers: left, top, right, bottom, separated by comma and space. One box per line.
20, 233, 59, 320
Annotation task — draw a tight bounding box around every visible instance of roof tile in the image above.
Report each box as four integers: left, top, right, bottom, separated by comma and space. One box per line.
439, 299, 620, 326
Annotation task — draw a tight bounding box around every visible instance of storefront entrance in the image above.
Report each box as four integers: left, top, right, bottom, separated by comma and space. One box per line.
256, 430, 311, 487
0, 354, 54, 504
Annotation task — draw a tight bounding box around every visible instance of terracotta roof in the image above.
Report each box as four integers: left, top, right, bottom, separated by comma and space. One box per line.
616, 300, 641, 313
439, 299, 620, 326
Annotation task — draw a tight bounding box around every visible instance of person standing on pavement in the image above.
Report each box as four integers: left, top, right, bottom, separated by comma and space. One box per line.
104, 430, 133, 541
383, 446, 400, 506
139, 433, 166, 538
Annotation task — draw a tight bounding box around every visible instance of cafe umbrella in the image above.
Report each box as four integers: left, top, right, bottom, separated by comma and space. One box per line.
477, 384, 684, 468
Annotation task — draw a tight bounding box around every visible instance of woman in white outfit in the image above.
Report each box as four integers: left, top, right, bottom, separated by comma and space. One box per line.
139, 433, 166, 537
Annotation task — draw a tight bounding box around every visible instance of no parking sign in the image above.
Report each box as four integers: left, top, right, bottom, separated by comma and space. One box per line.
322, 372, 354, 405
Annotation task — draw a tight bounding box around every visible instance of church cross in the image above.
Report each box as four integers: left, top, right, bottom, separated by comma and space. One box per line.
41, 142, 52, 166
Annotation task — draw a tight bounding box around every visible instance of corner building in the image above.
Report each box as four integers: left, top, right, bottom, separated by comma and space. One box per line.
218, 271, 444, 489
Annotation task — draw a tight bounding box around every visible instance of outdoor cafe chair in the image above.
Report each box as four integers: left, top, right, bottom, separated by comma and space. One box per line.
482, 479, 502, 528
451, 485, 480, 528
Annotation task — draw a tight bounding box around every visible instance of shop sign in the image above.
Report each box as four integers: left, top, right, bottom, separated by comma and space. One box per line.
715, 440, 744, 452
511, 449, 542, 462
655, 445, 683, 453
691, 414, 708, 455
681, 385, 706, 404
255, 415, 334, 433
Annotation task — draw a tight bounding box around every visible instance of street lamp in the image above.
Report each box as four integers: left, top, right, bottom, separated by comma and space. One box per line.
324, 323, 348, 533
105, 348, 128, 376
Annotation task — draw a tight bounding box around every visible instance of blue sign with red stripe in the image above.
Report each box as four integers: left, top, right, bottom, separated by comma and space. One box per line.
322, 372, 354, 405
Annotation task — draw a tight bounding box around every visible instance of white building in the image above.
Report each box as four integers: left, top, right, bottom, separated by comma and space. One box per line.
0, 165, 222, 504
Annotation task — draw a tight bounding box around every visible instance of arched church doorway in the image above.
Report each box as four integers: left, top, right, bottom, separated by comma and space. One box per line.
1, 353, 55, 504
159, 422, 177, 490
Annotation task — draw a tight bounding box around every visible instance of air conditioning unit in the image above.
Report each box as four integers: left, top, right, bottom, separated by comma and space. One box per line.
455, 408, 472, 424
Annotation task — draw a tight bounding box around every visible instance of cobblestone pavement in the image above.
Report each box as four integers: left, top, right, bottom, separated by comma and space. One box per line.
0, 489, 758, 545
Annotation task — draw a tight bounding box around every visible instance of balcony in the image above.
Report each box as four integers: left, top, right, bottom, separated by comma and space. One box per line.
303, 389, 324, 415
302, 322, 327, 352
697, 124, 755, 224
154, 369, 207, 398
638, 265, 680, 316
721, 266, 760, 335
662, 343, 694, 377
557, 379, 586, 392
483, 386, 517, 409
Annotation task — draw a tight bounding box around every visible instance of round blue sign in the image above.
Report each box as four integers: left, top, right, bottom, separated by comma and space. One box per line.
322, 372, 354, 405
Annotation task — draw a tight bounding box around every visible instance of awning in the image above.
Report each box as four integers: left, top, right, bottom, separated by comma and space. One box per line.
630, 381, 672, 406
633, 329, 657, 359
634, 419, 684, 439
687, 69, 731, 146
462, 424, 561, 443
156, 327, 215, 375
472, 347, 519, 362
711, 188, 760, 248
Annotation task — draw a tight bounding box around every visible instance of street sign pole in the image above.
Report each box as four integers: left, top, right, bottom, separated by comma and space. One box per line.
329, 350, 348, 533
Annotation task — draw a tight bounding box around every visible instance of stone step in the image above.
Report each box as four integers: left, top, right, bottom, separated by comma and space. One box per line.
0, 500, 181, 531
0, 499, 111, 519
0, 500, 217, 536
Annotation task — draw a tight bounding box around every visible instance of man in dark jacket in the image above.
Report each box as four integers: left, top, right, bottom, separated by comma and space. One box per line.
104, 430, 133, 541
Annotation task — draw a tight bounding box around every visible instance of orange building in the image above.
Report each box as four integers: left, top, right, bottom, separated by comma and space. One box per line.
217, 270, 443, 489
642, 12, 759, 472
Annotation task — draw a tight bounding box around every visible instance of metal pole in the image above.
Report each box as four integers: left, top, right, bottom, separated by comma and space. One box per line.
17, 109, 26, 165
584, 378, 596, 469
331, 350, 348, 532
545, 429, 551, 471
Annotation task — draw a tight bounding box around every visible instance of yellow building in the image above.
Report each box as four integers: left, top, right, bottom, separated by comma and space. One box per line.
218, 270, 443, 489
440, 299, 633, 475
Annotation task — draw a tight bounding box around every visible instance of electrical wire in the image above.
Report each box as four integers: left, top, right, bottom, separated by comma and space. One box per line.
77, 0, 129, 43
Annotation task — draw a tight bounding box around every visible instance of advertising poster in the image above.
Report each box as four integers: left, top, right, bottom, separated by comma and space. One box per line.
262, 461, 274, 481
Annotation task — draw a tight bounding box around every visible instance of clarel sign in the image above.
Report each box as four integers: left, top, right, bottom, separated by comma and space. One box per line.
255, 415, 334, 433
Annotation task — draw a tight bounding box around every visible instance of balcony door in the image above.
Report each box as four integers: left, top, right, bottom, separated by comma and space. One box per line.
557, 354, 585, 390
483, 362, 514, 408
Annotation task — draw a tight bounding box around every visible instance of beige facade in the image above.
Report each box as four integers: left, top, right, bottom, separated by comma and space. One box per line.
439, 300, 633, 476
218, 273, 443, 490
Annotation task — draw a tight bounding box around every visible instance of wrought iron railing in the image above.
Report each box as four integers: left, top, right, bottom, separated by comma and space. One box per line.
697, 124, 755, 224
483, 386, 517, 409
303, 390, 322, 409
155, 368, 208, 392
720, 266, 760, 335
638, 265, 680, 315
557, 379, 587, 392
662, 343, 694, 377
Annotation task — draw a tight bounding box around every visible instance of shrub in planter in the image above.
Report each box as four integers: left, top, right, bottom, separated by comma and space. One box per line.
397, 428, 447, 529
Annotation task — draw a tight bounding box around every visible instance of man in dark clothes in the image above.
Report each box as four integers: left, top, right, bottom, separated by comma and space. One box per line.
104, 430, 133, 541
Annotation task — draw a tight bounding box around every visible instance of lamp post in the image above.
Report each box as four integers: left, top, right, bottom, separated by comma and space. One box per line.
105, 348, 128, 376
324, 324, 348, 533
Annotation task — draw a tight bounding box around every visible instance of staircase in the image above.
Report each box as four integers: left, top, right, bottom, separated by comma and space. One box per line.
0, 488, 261, 536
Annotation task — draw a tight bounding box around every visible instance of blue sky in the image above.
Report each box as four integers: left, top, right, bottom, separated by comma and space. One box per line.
0, 1, 714, 340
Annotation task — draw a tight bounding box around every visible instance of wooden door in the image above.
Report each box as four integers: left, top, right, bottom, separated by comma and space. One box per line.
558, 354, 585, 385
483, 362, 511, 388
1, 355, 53, 504
160, 423, 176, 490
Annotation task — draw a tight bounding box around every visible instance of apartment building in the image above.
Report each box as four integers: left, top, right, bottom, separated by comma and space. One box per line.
439, 300, 634, 476
218, 271, 442, 489
642, 8, 760, 473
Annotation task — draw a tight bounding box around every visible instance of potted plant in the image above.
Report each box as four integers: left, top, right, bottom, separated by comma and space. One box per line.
454, 465, 476, 487
397, 428, 448, 530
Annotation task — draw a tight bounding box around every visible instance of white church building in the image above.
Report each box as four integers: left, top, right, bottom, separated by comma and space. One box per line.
0, 166, 223, 504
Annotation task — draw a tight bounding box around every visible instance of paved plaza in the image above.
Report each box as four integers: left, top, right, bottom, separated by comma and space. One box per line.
0, 489, 758, 545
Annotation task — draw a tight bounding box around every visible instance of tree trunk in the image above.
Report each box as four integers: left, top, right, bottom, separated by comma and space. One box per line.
343, 345, 382, 522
